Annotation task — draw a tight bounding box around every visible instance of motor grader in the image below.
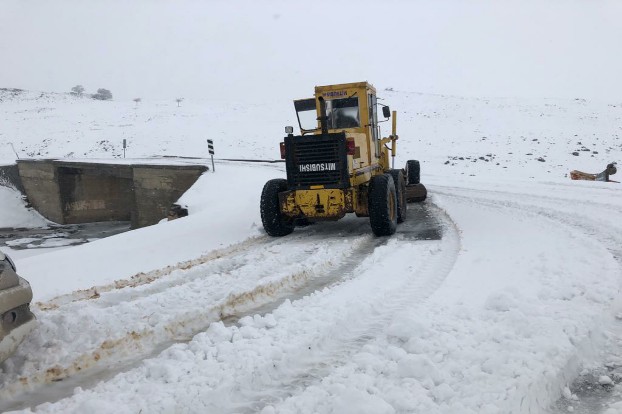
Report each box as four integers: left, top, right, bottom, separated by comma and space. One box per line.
260, 81, 426, 237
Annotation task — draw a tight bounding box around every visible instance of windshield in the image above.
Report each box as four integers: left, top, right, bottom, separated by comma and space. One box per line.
326, 97, 360, 129
294, 96, 361, 133
294, 98, 318, 132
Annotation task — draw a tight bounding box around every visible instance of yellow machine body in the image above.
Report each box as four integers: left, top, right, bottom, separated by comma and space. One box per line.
281, 81, 397, 220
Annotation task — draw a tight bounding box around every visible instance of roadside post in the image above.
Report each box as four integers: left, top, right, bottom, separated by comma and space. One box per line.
123, 139, 126, 158
207, 139, 215, 172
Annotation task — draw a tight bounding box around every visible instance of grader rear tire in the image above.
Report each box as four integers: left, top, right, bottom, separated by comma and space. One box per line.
368, 174, 397, 236
260, 179, 294, 237
389, 169, 407, 223
406, 160, 420, 185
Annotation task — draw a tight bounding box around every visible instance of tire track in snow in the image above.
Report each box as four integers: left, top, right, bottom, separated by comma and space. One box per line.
0, 211, 441, 411
36, 218, 371, 310
433, 185, 622, 262
0, 228, 362, 406
35, 235, 270, 310
221, 203, 460, 413
432, 185, 622, 413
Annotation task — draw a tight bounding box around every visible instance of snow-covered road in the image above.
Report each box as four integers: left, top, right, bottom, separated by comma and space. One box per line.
2, 173, 621, 414
0, 186, 446, 407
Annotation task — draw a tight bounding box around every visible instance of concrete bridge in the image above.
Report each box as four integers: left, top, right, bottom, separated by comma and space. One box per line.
12, 159, 207, 228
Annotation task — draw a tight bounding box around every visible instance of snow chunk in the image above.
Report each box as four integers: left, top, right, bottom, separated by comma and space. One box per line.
206, 322, 233, 343
386, 316, 432, 342
396, 354, 441, 385
329, 387, 395, 414
484, 291, 519, 312
604, 400, 622, 414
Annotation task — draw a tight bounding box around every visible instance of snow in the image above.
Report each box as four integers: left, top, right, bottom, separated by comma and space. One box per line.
1, 1, 622, 413
0, 185, 48, 229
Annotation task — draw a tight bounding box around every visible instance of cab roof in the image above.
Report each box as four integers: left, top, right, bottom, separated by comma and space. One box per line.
314, 81, 376, 95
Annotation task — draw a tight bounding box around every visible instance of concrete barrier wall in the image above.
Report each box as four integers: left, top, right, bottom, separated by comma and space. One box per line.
16, 161, 64, 223
132, 165, 207, 228
16, 160, 207, 228
57, 165, 134, 224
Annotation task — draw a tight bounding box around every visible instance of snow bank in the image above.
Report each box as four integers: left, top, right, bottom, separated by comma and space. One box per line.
0, 185, 48, 229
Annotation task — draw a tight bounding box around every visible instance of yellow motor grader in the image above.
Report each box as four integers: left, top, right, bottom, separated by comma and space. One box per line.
260, 81, 426, 237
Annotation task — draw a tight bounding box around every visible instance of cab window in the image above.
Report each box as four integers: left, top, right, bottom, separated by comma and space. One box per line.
369, 94, 379, 156
325, 97, 360, 129
294, 98, 318, 132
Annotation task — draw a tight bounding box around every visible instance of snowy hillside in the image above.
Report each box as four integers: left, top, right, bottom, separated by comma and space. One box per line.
0, 88, 292, 164
2, 87, 620, 180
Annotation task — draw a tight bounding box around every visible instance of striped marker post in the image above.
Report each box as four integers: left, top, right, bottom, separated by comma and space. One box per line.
207, 139, 215, 172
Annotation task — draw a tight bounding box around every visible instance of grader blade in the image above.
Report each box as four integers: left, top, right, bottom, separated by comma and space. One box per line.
405, 183, 427, 203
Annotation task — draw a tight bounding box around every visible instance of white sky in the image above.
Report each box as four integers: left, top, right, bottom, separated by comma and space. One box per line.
1, 0, 622, 102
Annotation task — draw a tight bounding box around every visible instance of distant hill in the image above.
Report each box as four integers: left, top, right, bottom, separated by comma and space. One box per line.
1, 88, 619, 182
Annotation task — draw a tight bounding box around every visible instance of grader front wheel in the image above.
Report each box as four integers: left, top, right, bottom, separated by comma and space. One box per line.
260, 179, 294, 237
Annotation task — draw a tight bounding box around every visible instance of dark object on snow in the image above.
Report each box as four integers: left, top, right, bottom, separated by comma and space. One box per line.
167, 204, 188, 220
570, 162, 618, 182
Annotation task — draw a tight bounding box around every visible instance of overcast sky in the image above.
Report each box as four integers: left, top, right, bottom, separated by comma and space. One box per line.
1, 0, 621, 102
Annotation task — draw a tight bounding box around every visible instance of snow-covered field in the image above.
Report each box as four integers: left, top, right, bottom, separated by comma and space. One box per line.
1, 1, 622, 413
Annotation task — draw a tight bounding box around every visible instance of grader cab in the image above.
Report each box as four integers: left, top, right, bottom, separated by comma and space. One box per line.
260, 81, 426, 237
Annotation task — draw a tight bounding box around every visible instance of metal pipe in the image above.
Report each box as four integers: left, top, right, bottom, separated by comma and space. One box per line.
391, 111, 397, 168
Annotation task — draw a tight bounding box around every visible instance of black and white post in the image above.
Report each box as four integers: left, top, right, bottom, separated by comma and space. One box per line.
123, 139, 126, 158
207, 139, 215, 172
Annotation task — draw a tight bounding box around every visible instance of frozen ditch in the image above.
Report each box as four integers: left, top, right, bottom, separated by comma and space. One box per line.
0, 222, 131, 251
